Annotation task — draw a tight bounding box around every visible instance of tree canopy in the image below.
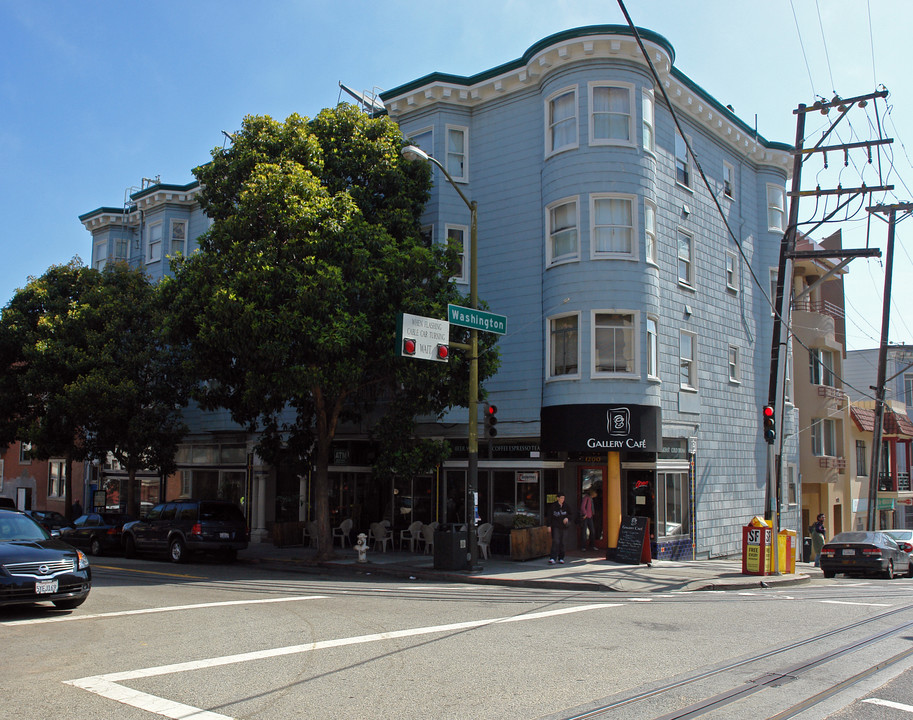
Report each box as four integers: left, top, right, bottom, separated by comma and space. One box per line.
166, 105, 498, 557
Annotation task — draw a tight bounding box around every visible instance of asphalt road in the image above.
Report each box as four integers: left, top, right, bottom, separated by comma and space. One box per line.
3, 556, 913, 719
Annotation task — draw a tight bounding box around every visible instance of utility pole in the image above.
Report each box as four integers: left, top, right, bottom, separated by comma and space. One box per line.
766, 91, 889, 569
865, 203, 912, 530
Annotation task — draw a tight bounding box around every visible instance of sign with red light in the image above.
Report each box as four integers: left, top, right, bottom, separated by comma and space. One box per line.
396, 313, 449, 362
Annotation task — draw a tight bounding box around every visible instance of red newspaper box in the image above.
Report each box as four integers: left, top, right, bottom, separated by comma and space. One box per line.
742, 516, 772, 576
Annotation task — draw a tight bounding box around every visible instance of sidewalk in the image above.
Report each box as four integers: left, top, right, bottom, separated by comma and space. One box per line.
239, 542, 818, 593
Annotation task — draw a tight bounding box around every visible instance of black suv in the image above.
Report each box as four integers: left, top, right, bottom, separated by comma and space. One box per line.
122, 500, 248, 563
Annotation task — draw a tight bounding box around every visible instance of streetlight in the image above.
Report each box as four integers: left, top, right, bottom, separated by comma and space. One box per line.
402, 144, 480, 571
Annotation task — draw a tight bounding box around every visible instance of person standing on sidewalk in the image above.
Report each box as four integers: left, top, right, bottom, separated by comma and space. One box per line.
547, 492, 572, 564
579, 489, 596, 551
811, 513, 826, 566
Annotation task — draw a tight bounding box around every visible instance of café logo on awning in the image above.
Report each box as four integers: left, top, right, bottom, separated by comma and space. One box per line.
586, 406, 646, 449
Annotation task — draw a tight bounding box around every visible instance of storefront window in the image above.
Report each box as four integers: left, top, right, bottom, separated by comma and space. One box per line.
657, 471, 689, 538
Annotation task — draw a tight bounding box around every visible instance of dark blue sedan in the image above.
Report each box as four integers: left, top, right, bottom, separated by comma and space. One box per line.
0, 509, 91, 610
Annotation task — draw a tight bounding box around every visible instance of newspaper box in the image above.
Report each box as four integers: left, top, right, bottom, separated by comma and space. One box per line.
741, 516, 772, 576
777, 529, 796, 574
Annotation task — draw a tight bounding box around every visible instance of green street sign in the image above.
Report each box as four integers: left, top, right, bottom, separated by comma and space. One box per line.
447, 304, 507, 334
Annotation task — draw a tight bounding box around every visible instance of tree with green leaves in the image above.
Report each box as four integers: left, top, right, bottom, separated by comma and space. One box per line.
0, 260, 97, 518
0, 261, 193, 519
165, 105, 498, 558
73, 264, 193, 517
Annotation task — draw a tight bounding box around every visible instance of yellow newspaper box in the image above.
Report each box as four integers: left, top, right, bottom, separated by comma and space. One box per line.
777, 529, 796, 574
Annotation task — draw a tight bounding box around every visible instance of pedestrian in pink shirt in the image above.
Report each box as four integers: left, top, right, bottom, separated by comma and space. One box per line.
579, 489, 596, 551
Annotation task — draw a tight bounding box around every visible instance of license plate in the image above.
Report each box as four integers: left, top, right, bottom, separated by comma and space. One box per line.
35, 579, 58, 594
842, 549, 855, 556
220, 532, 229, 539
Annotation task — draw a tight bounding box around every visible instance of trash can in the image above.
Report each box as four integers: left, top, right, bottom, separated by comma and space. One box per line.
802, 536, 812, 564
434, 524, 468, 570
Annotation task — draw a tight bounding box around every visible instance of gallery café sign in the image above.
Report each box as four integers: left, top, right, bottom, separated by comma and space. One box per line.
540, 404, 661, 453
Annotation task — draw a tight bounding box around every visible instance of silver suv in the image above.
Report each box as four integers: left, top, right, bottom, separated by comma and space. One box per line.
122, 500, 248, 563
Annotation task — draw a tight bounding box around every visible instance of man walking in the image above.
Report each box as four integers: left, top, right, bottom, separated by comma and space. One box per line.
579, 489, 596, 551
547, 492, 572, 564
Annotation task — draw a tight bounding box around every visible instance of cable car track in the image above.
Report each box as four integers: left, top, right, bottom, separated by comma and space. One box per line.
556, 602, 913, 720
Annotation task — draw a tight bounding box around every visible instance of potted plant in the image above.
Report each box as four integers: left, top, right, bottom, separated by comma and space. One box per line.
510, 515, 550, 560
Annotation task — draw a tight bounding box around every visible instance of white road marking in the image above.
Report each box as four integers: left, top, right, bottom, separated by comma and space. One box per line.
3, 595, 328, 626
66, 603, 618, 719
863, 698, 913, 712
819, 600, 892, 607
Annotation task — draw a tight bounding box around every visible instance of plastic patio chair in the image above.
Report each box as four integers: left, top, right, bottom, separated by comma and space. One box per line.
399, 520, 424, 552
477, 522, 494, 560
370, 522, 392, 552
421, 523, 436, 555
333, 518, 353, 548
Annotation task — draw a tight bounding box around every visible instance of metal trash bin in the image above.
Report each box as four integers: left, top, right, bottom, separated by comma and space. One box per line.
434, 524, 468, 570
803, 536, 812, 564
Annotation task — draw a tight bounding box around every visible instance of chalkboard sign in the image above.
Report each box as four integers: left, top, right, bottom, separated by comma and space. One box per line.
612, 515, 651, 565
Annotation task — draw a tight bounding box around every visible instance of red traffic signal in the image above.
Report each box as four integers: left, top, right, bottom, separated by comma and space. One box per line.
403, 338, 416, 356
436, 344, 449, 360
762, 405, 776, 444
484, 404, 498, 437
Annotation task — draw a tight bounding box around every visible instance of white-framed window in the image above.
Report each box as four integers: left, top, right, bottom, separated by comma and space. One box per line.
591, 194, 636, 258
809, 348, 836, 387
675, 131, 691, 188
657, 471, 690, 538
593, 311, 637, 376
19, 442, 31, 464
171, 219, 187, 256
646, 316, 659, 379
48, 460, 65, 497
725, 251, 738, 292
446, 225, 467, 283
767, 183, 786, 232
147, 222, 162, 263
548, 313, 580, 379
680, 330, 697, 390
728, 345, 740, 383
446, 125, 468, 182
407, 127, 433, 156
723, 161, 734, 199
644, 200, 657, 265
642, 89, 655, 153
93, 239, 107, 271
677, 230, 694, 286
904, 373, 913, 406
589, 82, 634, 146
811, 417, 837, 457
546, 197, 579, 265
545, 87, 578, 156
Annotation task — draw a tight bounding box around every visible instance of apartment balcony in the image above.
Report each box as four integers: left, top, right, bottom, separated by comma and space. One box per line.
793, 298, 845, 323
879, 471, 912, 493
818, 456, 846, 470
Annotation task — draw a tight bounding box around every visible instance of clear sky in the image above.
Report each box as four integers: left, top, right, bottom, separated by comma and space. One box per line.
2, 0, 911, 352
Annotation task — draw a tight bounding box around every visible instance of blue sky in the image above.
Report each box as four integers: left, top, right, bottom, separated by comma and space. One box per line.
2, 0, 911, 351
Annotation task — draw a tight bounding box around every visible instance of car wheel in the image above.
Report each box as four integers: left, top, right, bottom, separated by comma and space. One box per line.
169, 537, 186, 563
823, 569, 836, 578
89, 537, 103, 557
53, 597, 87, 610
883, 561, 894, 580
907, 560, 913, 579
124, 534, 136, 559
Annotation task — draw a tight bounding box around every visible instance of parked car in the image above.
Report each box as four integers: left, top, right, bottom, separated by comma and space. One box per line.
883, 529, 913, 553
122, 500, 248, 563
60, 512, 134, 556
24, 510, 73, 534
0, 508, 91, 609
818, 531, 913, 579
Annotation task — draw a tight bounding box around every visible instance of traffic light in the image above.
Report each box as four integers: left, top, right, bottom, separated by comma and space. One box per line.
762, 405, 776, 444
402, 338, 416, 356
484, 404, 498, 437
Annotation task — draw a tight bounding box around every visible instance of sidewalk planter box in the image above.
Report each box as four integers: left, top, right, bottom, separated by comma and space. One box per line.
510, 526, 550, 561
272, 521, 306, 548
